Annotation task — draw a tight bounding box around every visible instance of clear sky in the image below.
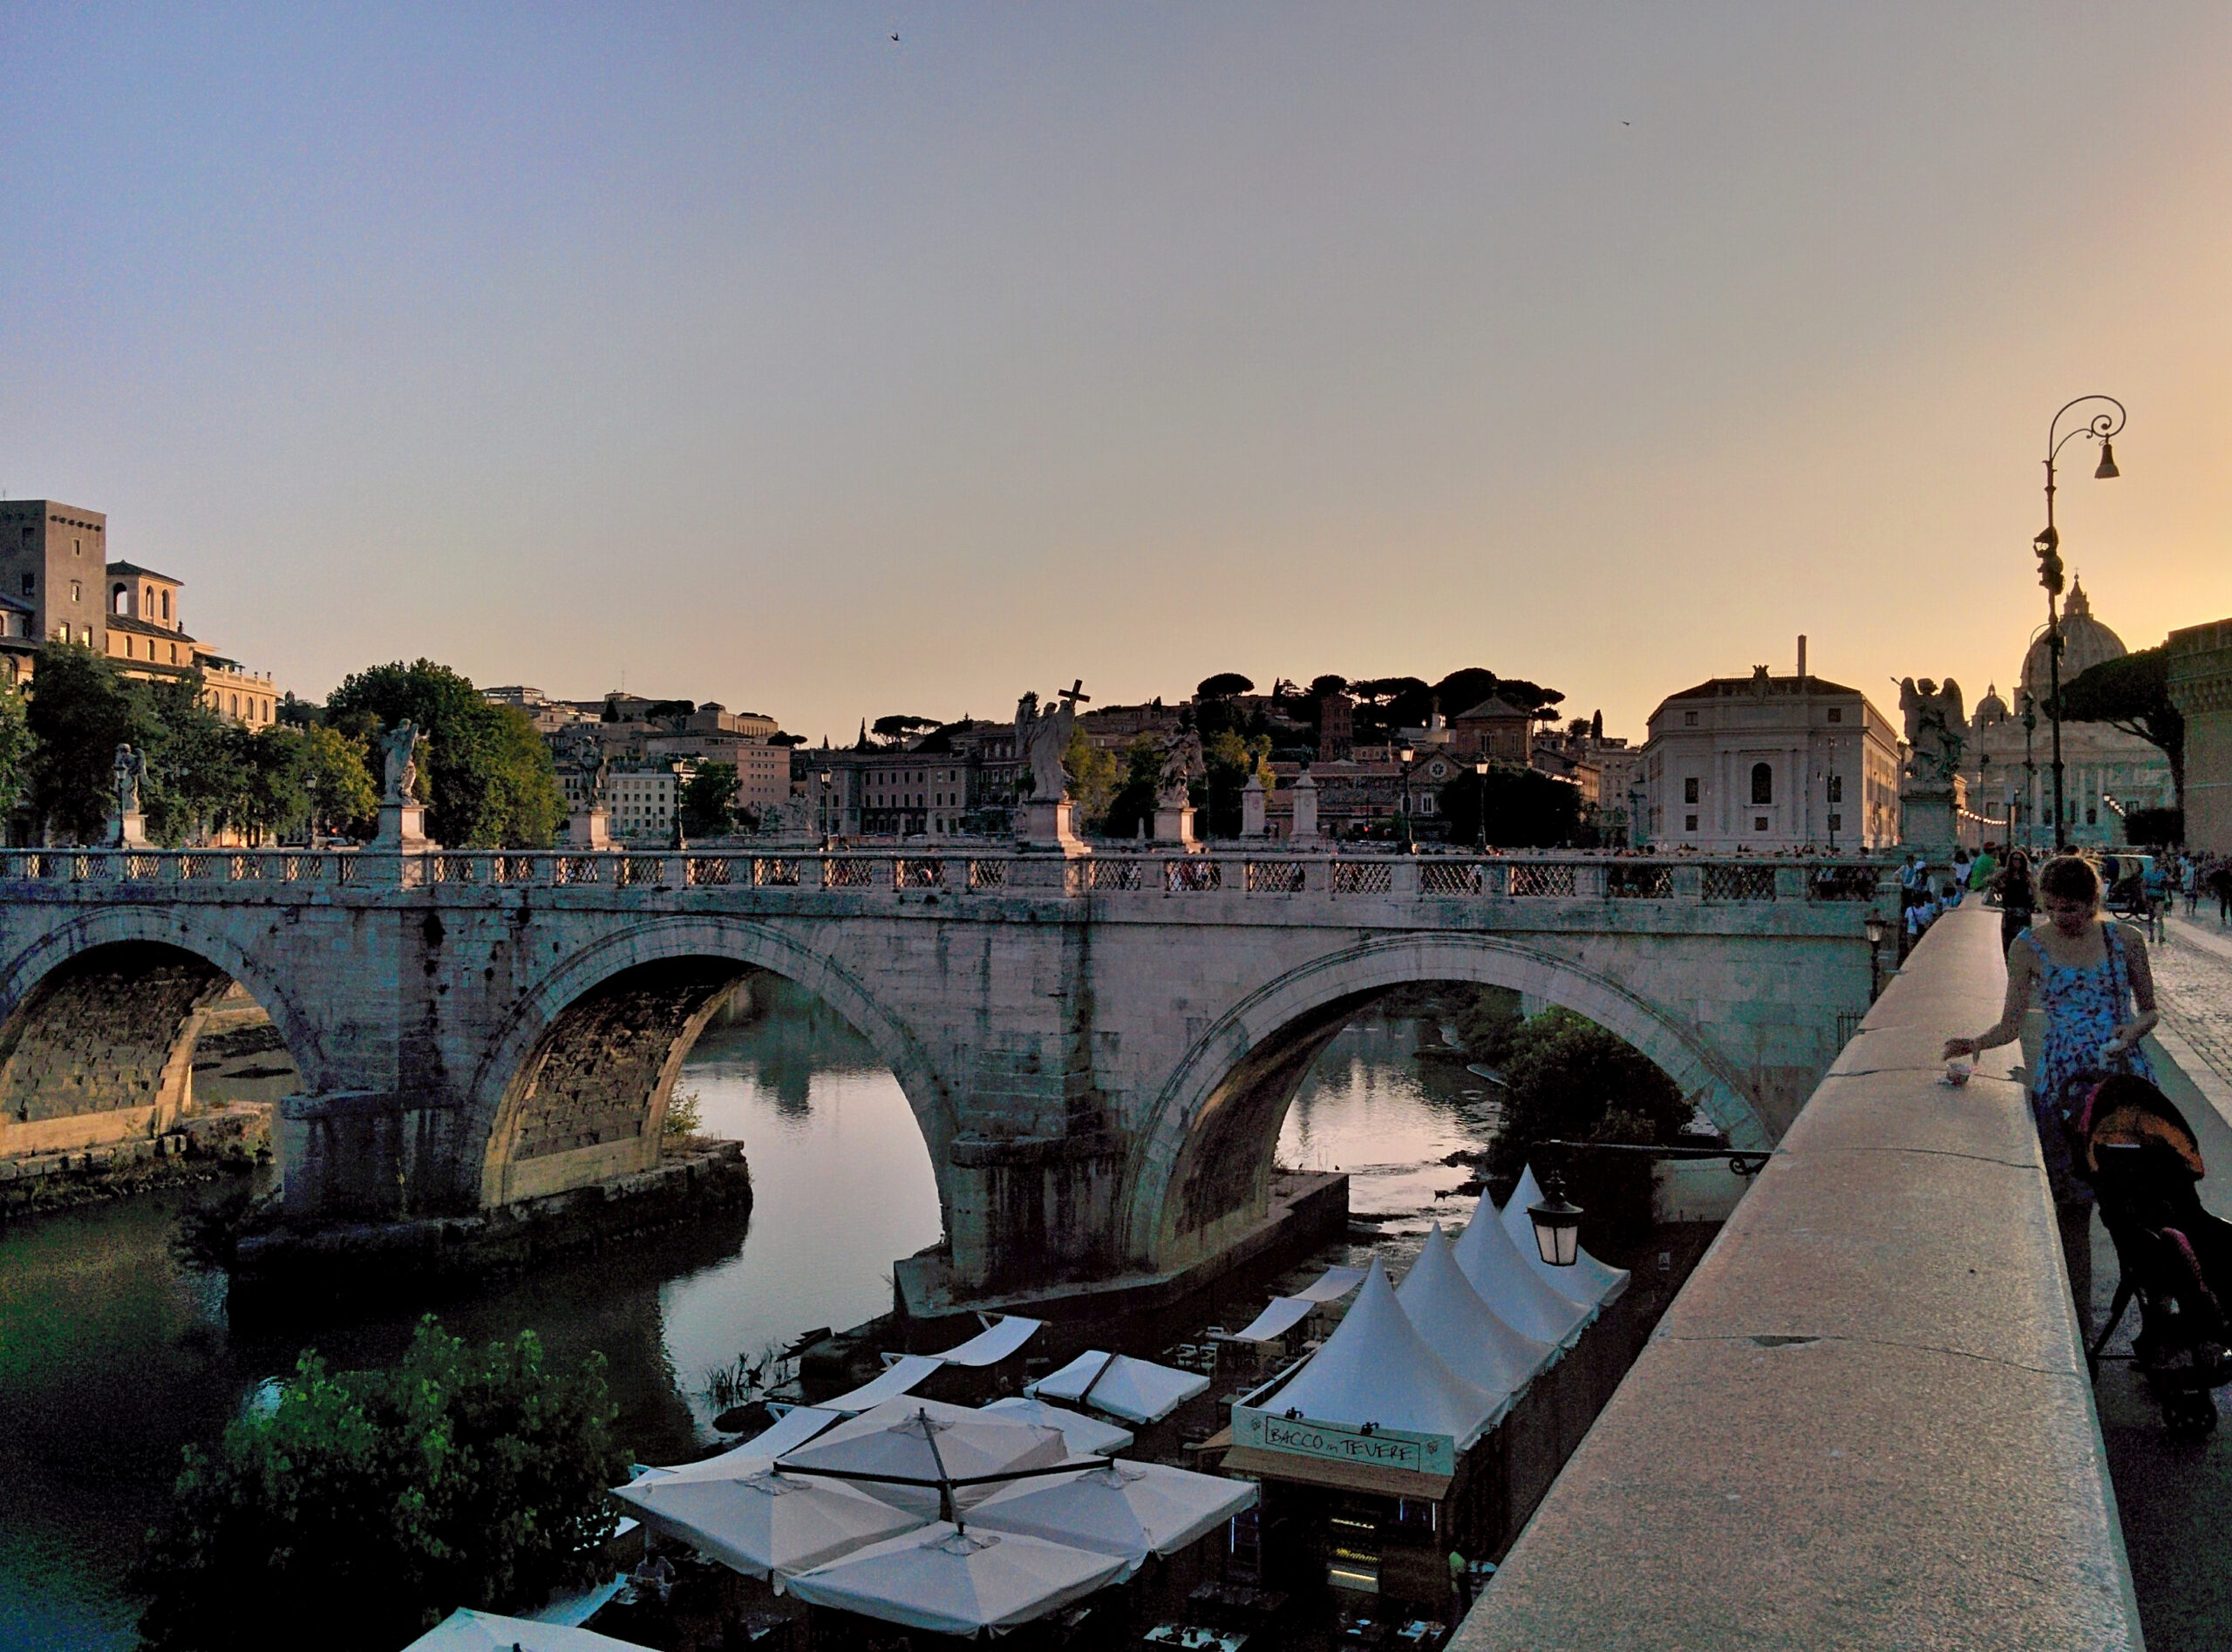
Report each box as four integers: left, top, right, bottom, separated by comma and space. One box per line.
3, 4, 2228, 744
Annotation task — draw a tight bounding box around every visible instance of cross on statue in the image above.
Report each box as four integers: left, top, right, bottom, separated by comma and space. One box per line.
1059, 679, 1091, 710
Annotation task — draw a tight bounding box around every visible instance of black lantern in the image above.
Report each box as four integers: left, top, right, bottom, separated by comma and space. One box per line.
1528, 1171, 1583, 1268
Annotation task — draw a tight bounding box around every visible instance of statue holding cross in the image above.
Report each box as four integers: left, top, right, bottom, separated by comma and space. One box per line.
1016, 680, 1090, 802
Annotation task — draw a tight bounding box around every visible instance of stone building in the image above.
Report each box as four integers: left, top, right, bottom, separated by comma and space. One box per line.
803, 719, 1024, 840
2167, 615, 2232, 854
0, 501, 282, 726
1639, 663, 1901, 851
561, 759, 695, 845
1959, 581, 2174, 849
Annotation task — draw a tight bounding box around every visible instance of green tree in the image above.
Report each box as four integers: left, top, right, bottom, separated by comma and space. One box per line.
327, 661, 564, 847
301, 724, 380, 839
1436, 761, 1581, 847
0, 680, 32, 821
24, 644, 152, 841
135, 1319, 629, 1652
1103, 735, 1166, 840
1489, 1007, 1689, 1244
678, 762, 738, 836
2057, 645, 2185, 805
140, 679, 248, 845
1063, 728, 1119, 831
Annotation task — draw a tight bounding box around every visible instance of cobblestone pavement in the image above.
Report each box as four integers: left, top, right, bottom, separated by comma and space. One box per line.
2086, 913, 2232, 1651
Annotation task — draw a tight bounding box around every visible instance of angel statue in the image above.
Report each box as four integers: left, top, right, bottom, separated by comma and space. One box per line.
1156, 730, 1204, 808
1897, 677, 1966, 785
1015, 683, 1087, 802
381, 719, 428, 805
112, 743, 145, 819
556, 726, 610, 810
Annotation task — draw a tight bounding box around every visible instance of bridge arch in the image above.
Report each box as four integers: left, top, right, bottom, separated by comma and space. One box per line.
0, 906, 322, 1157
1121, 930, 1766, 1272
468, 914, 957, 1215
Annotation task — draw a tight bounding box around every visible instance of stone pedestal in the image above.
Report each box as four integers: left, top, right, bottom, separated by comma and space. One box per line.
568, 807, 612, 850
1899, 778, 1963, 860
1153, 801, 1200, 850
1291, 772, 1320, 841
1241, 773, 1267, 838
108, 811, 147, 848
371, 799, 432, 851
1017, 798, 1089, 854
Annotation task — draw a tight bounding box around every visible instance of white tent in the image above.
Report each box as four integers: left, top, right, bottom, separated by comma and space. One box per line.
1289, 1264, 1367, 1303
778, 1400, 1072, 1518
1395, 1224, 1553, 1407
611, 1465, 927, 1580
1228, 1296, 1316, 1343
1262, 1257, 1502, 1450
934, 1315, 1044, 1367
404, 1608, 654, 1652
976, 1397, 1136, 1457
1452, 1197, 1595, 1349
820, 1353, 946, 1417
968, 1460, 1258, 1572
1026, 1352, 1209, 1425
624, 1408, 843, 1489
1501, 1164, 1632, 1305
783, 1522, 1129, 1636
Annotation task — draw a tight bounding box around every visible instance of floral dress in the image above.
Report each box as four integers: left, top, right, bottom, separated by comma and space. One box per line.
2026, 923, 2154, 1204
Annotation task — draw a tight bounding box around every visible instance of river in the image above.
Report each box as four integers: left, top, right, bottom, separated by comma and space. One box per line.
0, 982, 1497, 1651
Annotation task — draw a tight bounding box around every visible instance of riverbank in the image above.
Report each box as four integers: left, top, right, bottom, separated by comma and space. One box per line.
0, 1100, 268, 1217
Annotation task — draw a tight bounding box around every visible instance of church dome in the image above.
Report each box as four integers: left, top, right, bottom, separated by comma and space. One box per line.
2020, 580, 2127, 700
1972, 683, 2010, 729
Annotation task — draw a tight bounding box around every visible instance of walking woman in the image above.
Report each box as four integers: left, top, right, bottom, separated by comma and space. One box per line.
1944, 854, 2159, 1208
1990, 848, 2036, 956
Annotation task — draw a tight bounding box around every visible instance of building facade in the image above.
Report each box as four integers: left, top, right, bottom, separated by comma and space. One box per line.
1640, 666, 1900, 851
1958, 582, 2175, 850
2167, 615, 2232, 855
802, 720, 1024, 840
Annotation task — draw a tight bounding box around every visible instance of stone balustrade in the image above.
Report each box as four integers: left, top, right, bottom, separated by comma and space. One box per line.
1449, 900, 2141, 1651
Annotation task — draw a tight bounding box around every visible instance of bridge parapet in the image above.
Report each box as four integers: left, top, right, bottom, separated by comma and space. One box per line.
1451, 901, 2141, 1650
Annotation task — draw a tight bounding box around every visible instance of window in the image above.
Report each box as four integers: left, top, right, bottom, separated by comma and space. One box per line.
1684, 813, 1698, 832
160, 589, 170, 620
1827, 707, 1843, 724
124, 636, 134, 658
1684, 777, 1699, 805
112, 584, 128, 613
1750, 762, 1773, 805
78, 625, 91, 646
19, 574, 31, 597
1827, 813, 1843, 833
229, 694, 239, 716
1754, 816, 1770, 832
1683, 710, 1698, 726
69, 581, 81, 604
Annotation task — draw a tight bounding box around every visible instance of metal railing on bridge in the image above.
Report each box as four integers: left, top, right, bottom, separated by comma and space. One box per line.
0, 847, 1887, 906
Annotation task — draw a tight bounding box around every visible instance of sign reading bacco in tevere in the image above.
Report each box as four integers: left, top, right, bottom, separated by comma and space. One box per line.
1232, 1406, 1455, 1477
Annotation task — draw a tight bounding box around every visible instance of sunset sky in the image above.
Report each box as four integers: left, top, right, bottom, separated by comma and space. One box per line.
3, 4, 2228, 744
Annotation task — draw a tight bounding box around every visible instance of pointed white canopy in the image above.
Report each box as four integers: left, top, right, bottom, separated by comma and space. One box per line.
1026, 1353, 1209, 1424
783, 1522, 1130, 1635
1263, 1257, 1502, 1450
1501, 1164, 1632, 1305
1396, 1224, 1555, 1405
976, 1397, 1136, 1457
1450, 1202, 1595, 1348
610, 1464, 927, 1580
404, 1609, 654, 1652
969, 1460, 1259, 1571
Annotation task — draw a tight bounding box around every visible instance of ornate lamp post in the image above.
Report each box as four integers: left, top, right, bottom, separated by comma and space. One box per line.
1473, 758, 1491, 852
2019, 694, 2038, 853
2033, 396, 2124, 853
1396, 744, 1418, 853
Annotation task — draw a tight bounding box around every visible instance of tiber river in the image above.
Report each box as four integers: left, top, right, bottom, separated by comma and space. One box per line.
0, 981, 1506, 1652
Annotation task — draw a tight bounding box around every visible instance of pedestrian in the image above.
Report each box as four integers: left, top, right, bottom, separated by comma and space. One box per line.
2210, 858, 2232, 927
1969, 842, 1998, 896
2181, 853, 2199, 918
1992, 848, 2035, 956
2142, 857, 2170, 944
1449, 1548, 1472, 1613
1943, 854, 2159, 1212
1950, 848, 1971, 906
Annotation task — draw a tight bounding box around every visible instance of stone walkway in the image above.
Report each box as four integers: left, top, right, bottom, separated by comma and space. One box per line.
2153, 914, 2232, 1100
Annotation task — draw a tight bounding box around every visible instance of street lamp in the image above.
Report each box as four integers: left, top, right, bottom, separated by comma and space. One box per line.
1396, 745, 1418, 853
1863, 911, 1889, 1002
818, 769, 834, 849
1473, 758, 1491, 852
2033, 395, 2125, 853
1526, 1171, 1584, 1268
2019, 694, 2038, 853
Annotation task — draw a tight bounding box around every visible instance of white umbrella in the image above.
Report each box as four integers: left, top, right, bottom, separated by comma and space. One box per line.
976, 1397, 1135, 1457
783, 1522, 1128, 1635
1025, 1352, 1209, 1424
1501, 1164, 1632, 1305
778, 1401, 1072, 1519
620, 1407, 842, 1490
968, 1460, 1258, 1571
403, 1608, 654, 1651
611, 1465, 927, 1579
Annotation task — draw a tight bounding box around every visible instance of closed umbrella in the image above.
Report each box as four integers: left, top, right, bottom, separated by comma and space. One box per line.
968, 1460, 1258, 1572
404, 1608, 655, 1651
610, 1465, 927, 1579
784, 1522, 1128, 1635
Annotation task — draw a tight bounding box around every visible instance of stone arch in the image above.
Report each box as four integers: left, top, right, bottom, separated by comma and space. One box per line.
1122, 931, 1765, 1272
469, 915, 956, 1214
0, 907, 321, 1157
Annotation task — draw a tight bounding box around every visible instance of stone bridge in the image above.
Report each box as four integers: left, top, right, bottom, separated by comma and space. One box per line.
0, 846, 1891, 1295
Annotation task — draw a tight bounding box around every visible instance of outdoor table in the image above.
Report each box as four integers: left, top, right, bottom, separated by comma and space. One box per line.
1396, 1620, 1446, 1647
1141, 1624, 1247, 1651
1187, 1581, 1287, 1620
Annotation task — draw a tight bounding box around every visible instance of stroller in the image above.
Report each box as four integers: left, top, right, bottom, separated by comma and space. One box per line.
2055, 1070, 2232, 1433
